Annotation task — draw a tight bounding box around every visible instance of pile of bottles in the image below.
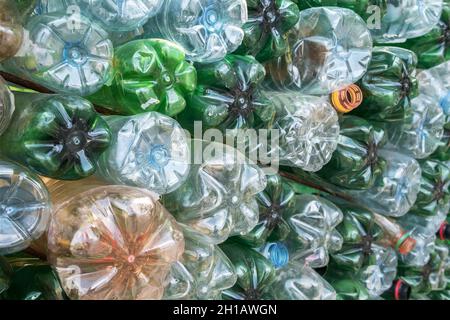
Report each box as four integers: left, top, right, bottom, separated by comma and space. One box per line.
0, 0, 448, 301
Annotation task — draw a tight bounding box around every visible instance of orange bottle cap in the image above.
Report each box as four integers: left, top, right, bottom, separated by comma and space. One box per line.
331, 84, 363, 113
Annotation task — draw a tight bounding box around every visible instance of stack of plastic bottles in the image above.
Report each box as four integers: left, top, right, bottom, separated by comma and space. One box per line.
0, 0, 448, 301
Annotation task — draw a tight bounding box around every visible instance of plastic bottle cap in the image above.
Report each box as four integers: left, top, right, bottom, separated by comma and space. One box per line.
438, 222, 450, 241
395, 232, 416, 255
330, 84, 363, 113
394, 280, 411, 300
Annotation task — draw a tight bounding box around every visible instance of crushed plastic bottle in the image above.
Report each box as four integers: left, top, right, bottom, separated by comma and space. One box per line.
297, 0, 444, 44
264, 7, 373, 95
0, 93, 111, 180
328, 202, 399, 297
35, 0, 164, 32
351, 47, 419, 123
235, 0, 300, 62
349, 149, 422, 217
163, 228, 237, 300
143, 0, 248, 63
0, 160, 51, 255
0, 0, 24, 62
263, 92, 340, 172
181, 54, 275, 133
2, 12, 113, 96
266, 262, 337, 300
88, 39, 197, 117
96, 112, 190, 196
399, 232, 436, 267
163, 141, 267, 245
385, 94, 445, 159
396, 1, 450, 69
317, 116, 387, 190
0, 75, 14, 137
46, 178, 185, 300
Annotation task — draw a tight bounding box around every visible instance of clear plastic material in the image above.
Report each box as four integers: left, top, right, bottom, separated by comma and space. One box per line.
0, 0, 24, 62
385, 95, 445, 159
264, 92, 340, 172
163, 141, 267, 245
264, 7, 373, 95
368, 0, 443, 44
400, 232, 436, 267
3, 12, 113, 96
0, 76, 14, 136
350, 150, 421, 217
163, 228, 237, 300
266, 263, 336, 300
96, 113, 190, 196
143, 0, 248, 63
46, 179, 185, 300
284, 194, 344, 268
0, 160, 51, 255
35, 0, 164, 32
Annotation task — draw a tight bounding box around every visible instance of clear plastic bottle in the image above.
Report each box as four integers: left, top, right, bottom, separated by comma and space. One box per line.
45, 177, 185, 300
0, 75, 14, 137
264, 7, 373, 95
0, 93, 111, 180
35, 0, 164, 32
163, 228, 237, 300
266, 262, 336, 300
3, 12, 113, 96
399, 232, 436, 267
142, 0, 248, 63
0, 0, 24, 62
163, 141, 267, 245
385, 95, 445, 159
96, 112, 190, 196
349, 150, 422, 217
0, 160, 51, 255
263, 92, 340, 172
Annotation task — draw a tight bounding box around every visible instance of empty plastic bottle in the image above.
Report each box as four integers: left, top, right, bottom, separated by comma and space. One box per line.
264, 7, 373, 95
34, 0, 164, 32
235, 0, 300, 62
0, 93, 111, 180
2, 12, 113, 96
297, 0, 444, 44
328, 202, 399, 297
0, 0, 24, 62
45, 177, 185, 300
163, 228, 237, 300
396, 0, 450, 68
0, 75, 14, 137
143, 0, 248, 63
317, 116, 388, 190
385, 94, 445, 159
351, 47, 419, 123
324, 276, 371, 300
399, 232, 437, 267
181, 54, 275, 134
96, 112, 190, 196
266, 262, 337, 300
263, 92, 340, 172
349, 149, 422, 217
0, 254, 65, 300
0, 160, 51, 255
88, 39, 197, 117
163, 141, 267, 245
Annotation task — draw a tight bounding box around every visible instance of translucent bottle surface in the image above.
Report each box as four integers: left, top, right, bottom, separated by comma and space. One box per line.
46, 179, 185, 300
0, 93, 111, 180
35, 0, 164, 32
97, 112, 190, 196
385, 95, 445, 159
350, 150, 422, 217
0, 0, 24, 62
163, 141, 267, 245
399, 232, 436, 267
3, 12, 113, 96
0, 160, 51, 255
264, 7, 373, 95
0, 75, 14, 137
143, 0, 248, 63
265, 92, 340, 172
